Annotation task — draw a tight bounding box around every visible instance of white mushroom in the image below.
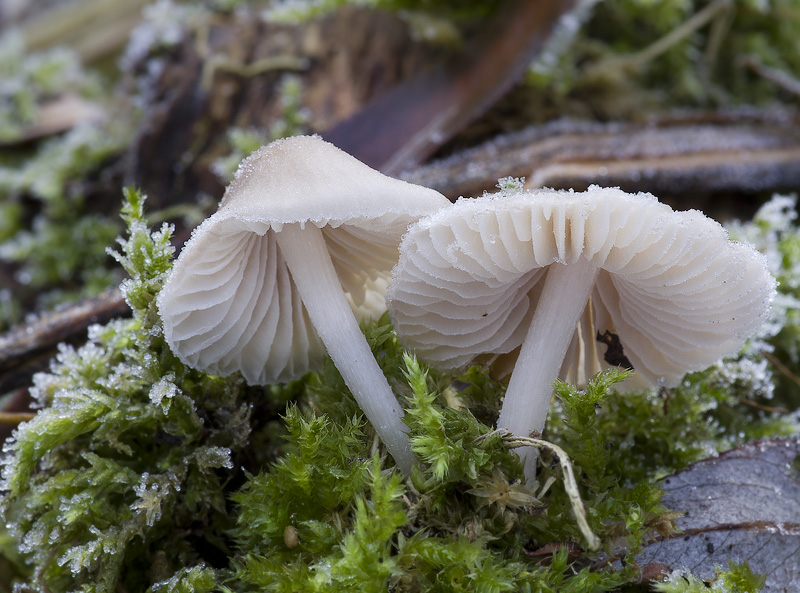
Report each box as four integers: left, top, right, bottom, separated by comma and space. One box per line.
387, 186, 775, 479
157, 135, 450, 475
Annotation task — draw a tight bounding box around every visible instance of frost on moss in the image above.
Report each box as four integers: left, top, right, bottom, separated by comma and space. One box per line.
1, 189, 249, 593
654, 561, 767, 593
5, 188, 798, 591
0, 33, 103, 143
727, 194, 800, 408
0, 124, 130, 313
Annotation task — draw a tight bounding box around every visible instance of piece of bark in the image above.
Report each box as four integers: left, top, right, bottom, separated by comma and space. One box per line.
0, 390, 38, 444
16, 0, 149, 63
0, 94, 107, 146
635, 437, 800, 592
403, 109, 800, 214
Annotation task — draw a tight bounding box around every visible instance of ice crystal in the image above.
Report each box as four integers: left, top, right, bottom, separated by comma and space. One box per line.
149, 374, 180, 413
0, 189, 249, 592
712, 357, 774, 401
121, 0, 197, 70
132, 472, 179, 527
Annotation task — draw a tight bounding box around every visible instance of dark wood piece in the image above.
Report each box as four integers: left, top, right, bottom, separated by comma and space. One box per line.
323, 0, 578, 175
403, 109, 800, 212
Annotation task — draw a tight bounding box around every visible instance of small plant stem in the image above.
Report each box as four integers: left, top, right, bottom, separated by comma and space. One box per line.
503, 431, 601, 551
275, 223, 414, 476
762, 349, 800, 389
496, 257, 598, 481
628, 0, 730, 67
0, 412, 36, 425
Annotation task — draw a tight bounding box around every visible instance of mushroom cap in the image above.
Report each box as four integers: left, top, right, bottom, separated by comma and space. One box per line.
157, 135, 449, 384
387, 186, 775, 387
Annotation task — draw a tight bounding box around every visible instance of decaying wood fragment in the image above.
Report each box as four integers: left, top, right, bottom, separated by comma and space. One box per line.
0, 94, 107, 146
127, 6, 444, 211
0, 288, 128, 395
634, 438, 800, 593
323, 0, 578, 174
19, 0, 150, 63
0, 389, 39, 443
403, 109, 800, 210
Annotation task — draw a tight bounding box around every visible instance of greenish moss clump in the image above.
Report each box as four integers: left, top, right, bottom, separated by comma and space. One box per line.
2, 188, 792, 592
525, 0, 800, 120
1, 189, 249, 592
654, 561, 767, 593
0, 34, 103, 143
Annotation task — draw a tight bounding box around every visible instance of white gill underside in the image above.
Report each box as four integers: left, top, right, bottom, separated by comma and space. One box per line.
387, 190, 774, 387
159, 219, 399, 385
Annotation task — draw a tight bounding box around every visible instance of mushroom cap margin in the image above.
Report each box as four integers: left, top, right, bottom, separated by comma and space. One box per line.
157, 135, 450, 385
386, 186, 776, 387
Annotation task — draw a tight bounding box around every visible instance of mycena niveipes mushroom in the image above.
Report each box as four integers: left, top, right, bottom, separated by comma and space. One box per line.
157, 135, 450, 475
387, 186, 775, 480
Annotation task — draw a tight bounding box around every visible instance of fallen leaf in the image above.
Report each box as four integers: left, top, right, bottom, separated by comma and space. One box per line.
636, 437, 800, 592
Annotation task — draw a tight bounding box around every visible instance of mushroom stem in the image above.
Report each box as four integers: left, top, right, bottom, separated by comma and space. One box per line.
497, 257, 599, 481
275, 222, 414, 476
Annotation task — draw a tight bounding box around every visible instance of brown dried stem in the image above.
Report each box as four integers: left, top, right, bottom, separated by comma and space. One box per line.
0, 412, 36, 425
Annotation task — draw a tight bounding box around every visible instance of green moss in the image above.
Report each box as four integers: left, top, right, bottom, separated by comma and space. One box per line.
0, 124, 131, 290
0, 33, 103, 143
0, 34, 133, 330
527, 0, 800, 119
5, 188, 798, 591
1, 189, 248, 592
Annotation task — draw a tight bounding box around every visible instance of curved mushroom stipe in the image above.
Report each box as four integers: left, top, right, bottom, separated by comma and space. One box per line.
387, 186, 776, 481
499, 257, 599, 477
275, 223, 413, 475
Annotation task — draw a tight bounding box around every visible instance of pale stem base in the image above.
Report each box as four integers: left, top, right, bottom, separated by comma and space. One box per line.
276, 223, 414, 476
496, 258, 599, 482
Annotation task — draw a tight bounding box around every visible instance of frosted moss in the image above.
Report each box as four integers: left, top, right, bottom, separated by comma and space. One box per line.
2, 188, 798, 591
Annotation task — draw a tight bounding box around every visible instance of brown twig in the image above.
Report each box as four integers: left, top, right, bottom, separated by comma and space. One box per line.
0, 288, 129, 395
741, 55, 800, 99
739, 398, 790, 415
0, 412, 36, 425
762, 349, 800, 389
20, 0, 149, 63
